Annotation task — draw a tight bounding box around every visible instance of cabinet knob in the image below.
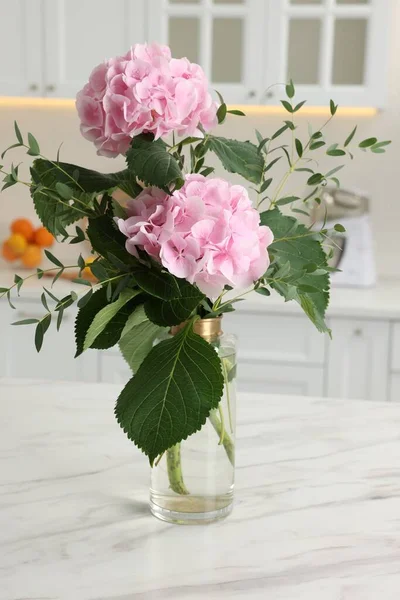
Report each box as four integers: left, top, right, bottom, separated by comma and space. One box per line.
46, 84, 56, 93
264, 90, 275, 100
354, 328, 363, 337
247, 90, 257, 99
29, 83, 38, 92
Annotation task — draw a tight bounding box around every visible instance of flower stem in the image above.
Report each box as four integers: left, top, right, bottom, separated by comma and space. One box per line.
209, 410, 235, 467
166, 444, 189, 495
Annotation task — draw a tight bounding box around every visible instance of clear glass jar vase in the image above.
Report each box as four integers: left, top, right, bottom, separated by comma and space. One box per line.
150, 317, 236, 525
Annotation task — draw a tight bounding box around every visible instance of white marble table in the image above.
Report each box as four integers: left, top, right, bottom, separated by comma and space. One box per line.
1, 379, 400, 600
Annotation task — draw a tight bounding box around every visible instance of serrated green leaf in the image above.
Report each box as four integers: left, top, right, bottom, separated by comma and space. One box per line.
145, 279, 205, 326
86, 215, 132, 265
208, 136, 264, 184
126, 133, 183, 192
55, 182, 73, 200
260, 208, 330, 333
119, 316, 162, 373
115, 318, 224, 465
83, 289, 139, 351
132, 264, 181, 300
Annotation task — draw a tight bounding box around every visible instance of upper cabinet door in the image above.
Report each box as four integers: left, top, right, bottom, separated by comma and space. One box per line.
147, 0, 266, 105
0, 0, 42, 96
265, 0, 390, 108
43, 0, 147, 98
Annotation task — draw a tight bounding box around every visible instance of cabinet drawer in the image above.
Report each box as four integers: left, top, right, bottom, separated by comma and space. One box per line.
237, 360, 324, 397
224, 311, 325, 365
389, 375, 400, 402
391, 323, 400, 372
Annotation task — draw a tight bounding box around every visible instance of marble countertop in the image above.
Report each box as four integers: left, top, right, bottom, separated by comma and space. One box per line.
2, 379, 400, 599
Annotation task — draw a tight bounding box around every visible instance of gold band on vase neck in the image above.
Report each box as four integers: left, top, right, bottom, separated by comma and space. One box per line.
170, 317, 223, 343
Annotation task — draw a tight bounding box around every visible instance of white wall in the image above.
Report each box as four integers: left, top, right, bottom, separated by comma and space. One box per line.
0, 0, 398, 279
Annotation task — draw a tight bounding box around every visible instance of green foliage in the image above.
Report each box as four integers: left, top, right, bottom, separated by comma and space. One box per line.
115, 318, 224, 465
86, 215, 133, 265
119, 306, 163, 373
74, 287, 111, 357
126, 133, 184, 192
132, 263, 182, 300
145, 279, 205, 326
208, 136, 264, 184
30, 160, 94, 234
83, 289, 139, 351
260, 209, 330, 333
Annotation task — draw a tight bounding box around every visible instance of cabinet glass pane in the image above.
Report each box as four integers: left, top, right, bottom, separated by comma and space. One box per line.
287, 19, 321, 84
212, 18, 243, 83
332, 19, 367, 84
168, 18, 200, 64
290, 0, 322, 4
336, 0, 369, 4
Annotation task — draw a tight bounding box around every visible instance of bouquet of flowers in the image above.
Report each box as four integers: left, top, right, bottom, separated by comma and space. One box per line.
0, 43, 388, 471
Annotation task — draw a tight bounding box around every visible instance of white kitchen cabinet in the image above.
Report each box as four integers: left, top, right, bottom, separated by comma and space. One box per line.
0, 299, 98, 382
389, 375, 400, 403
326, 318, 390, 401
0, 0, 42, 96
147, 0, 266, 104
237, 361, 324, 395
266, 0, 390, 108
43, 0, 146, 98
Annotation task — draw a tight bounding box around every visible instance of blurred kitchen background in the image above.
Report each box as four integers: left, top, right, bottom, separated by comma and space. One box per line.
0, 0, 399, 402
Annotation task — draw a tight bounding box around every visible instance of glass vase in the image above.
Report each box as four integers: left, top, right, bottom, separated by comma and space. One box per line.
150, 317, 236, 525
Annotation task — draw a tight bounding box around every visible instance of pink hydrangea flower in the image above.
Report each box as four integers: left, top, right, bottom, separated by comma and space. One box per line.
76, 43, 218, 158
117, 175, 274, 298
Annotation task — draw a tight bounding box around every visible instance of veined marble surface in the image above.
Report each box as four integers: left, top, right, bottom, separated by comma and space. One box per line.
1, 379, 400, 600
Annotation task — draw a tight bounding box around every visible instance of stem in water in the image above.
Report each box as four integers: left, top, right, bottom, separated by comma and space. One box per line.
166, 444, 189, 495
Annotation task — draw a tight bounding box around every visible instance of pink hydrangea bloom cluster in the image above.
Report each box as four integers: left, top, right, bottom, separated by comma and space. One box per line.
117, 175, 274, 299
76, 43, 218, 158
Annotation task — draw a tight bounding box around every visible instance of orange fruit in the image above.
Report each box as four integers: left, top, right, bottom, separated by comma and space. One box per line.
11, 218, 35, 242
21, 244, 42, 268
6, 233, 28, 257
2, 241, 18, 262
33, 227, 55, 248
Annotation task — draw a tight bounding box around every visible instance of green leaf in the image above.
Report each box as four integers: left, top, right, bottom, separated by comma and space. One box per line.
276, 196, 300, 206
145, 279, 205, 326
12, 318, 39, 326
30, 160, 94, 235
286, 79, 295, 99
35, 314, 51, 352
55, 182, 73, 200
1, 143, 22, 159
132, 264, 181, 300
271, 124, 289, 140
334, 223, 346, 232
83, 289, 139, 352
227, 109, 245, 116
14, 121, 23, 144
325, 165, 344, 177
295, 138, 303, 158
293, 100, 306, 112
307, 173, 325, 186
359, 137, 378, 148
208, 136, 264, 184
260, 178, 272, 193
86, 215, 132, 265
119, 308, 162, 373
77, 288, 93, 309
27, 132, 40, 156
264, 156, 282, 173
74, 287, 112, 357
217, 103, 227, 123
260, 208, 330, 333
330, 100, 338, 116
344, 126, 357, 147
115, 318, 224, 465
281, 100, 293, 113
126, 133, 183, 192
309, 141, 326, 151
255, 287, 271, 297
44, 249, 63, 268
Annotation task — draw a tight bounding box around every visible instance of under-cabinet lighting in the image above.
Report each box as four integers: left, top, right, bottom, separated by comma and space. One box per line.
0, 97, 378, 117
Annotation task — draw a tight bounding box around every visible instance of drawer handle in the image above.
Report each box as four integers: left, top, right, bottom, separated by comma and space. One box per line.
354, 328, 363, 337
